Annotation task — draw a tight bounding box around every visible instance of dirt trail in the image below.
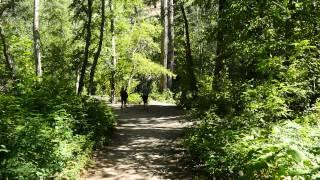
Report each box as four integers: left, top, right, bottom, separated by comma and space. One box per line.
85, 104, 193, 180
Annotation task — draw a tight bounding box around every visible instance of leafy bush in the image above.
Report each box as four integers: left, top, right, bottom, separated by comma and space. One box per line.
185, 102, 320, 179
0, 93, 115, 179
150, 89, 175, 104
128, 93, 142, 104
185, 78, 320, 179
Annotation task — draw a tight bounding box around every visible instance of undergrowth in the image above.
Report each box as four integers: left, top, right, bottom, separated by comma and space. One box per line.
0, 87, 116, 179
185, 80, 320, 179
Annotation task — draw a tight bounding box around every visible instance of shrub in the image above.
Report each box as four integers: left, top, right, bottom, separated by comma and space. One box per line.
128, 93, 142, 104
150, 89, 175, 104
0, 93, 115, 179
185, 103, 320, 179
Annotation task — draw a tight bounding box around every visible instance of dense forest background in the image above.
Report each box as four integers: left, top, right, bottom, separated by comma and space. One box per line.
1, 0, 320, 179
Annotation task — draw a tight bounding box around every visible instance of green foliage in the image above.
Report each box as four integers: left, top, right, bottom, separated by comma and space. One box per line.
0, 91, 115, 179
180, 0, 320, 178
132, 53, 174, 78
94, 0, 165, 97
185, 103, 320, 179
128, 92, 142, 104
150, 89, 175, 104
2, 0, 320, 178
1, 0, 170, 178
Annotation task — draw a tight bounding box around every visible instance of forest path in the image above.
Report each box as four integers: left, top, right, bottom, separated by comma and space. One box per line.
85, 103, 193, 180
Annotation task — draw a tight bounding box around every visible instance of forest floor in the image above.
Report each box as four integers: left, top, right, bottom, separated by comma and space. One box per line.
84, 102, 197, 180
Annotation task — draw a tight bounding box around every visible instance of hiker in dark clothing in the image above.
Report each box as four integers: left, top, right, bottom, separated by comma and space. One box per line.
120, 87, 128, 109
141, 86, 149, 109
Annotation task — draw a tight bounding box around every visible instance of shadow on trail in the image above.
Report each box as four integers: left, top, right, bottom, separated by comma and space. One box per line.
86, 104, 192, 180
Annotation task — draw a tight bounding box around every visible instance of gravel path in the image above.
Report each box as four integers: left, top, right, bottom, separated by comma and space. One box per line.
85, 104, 192, 180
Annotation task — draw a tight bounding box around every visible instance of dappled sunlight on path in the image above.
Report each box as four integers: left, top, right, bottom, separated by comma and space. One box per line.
85, 104, 192, 180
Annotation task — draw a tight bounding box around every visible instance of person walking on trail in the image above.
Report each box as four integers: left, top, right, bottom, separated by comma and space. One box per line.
141, 86, 149, 109
120, 87, 128, 109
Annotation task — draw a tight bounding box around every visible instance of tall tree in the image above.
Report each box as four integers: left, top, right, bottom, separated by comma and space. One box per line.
312, 0, 318, 37
109, 0, 117, 103
89, 0, 106, 95
160, 0, 168, 90
167, 0, 174, 89
33, 0, 42, 77
77, 0, 93, 95
213, 0, 225, 90
180, 3, 197, 96
284, 0, 295, 65
0, 26, 15, 79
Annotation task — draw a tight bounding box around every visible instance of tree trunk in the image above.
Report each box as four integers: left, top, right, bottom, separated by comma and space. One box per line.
77, 0, 93, 96
76, 68, 80, 94
196, 6, 204, 74
33, 0, 42, 77
89, 0, 106, 95
283, 0, 295, 66
110, 0, 117, 103
214, 0, 225, 81
0, 26, 15, 80
161, 0, 168, 90
313, 1, 318, 37
127, 63, 136, 93
167, 0, 174, 89
180, 3, 197, 96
